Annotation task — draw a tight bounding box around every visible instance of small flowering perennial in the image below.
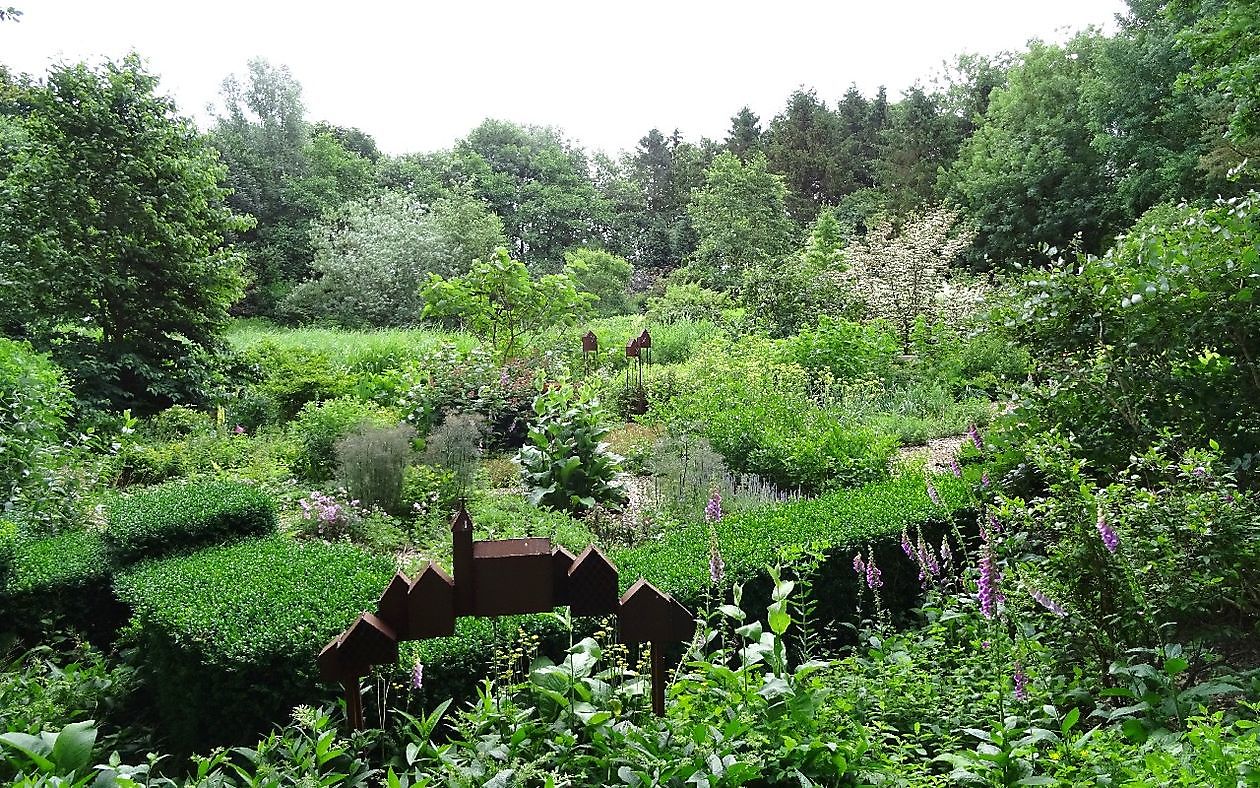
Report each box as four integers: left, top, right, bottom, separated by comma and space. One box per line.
865, 551, 883, 590
708, 541, 726, 586
940, 538, 953, 572
1096, 511, 1120, 553
926, 480, 941, 507
900, 528, 914, 559
411, 658, 424, 690
985, 512, 1002, 538
977, 541, 1002, 619
967, 423, 984, 452
949, 459, 962, 479
853, 552, 866, 580
981, 471, 991, 488
1013, 661, 1029, 700
1029, 588, 1067, 617
704, 489, 723, 524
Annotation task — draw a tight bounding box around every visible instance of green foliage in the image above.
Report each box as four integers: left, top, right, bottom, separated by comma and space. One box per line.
335, 423, 416, 514
999, 193, 1260, 474
106, 480, 277, 565
456, 119, 606, 271
422, 247, 593, 359
291, 397, 397, 481
946, 34, 1121, 267
0, 339, 72, 512
616, 472, 971, 606
0, 517, 15, 587
0, 55, 249, 412
564, 248, 635, 317
0, 720, 98, 782
210, 58, 377, 313
651, 335, 896, 492
685, 152, 797, 291
142, 405, 213, 442
779, 315, 897, 383
517, 383, 627, 514
644, 283, 736, 325
114, 535, 393, 750
237, 341, 352, 422
1174, 0, 1260, 155
283, 190, 506, 328
399, 583, 857, 786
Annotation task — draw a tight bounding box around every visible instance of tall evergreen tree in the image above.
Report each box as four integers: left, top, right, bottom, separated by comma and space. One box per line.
765, 89, 848, 221
726, 106, 764, 160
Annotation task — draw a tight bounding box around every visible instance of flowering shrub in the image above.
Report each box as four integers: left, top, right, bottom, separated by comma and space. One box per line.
838, 205, 984, 352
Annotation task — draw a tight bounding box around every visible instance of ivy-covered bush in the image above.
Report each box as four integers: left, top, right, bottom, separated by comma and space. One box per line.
106, 480, 277, 565
114, 536, 393, 751
291, 397, 397, 481
517, 383, 627, 514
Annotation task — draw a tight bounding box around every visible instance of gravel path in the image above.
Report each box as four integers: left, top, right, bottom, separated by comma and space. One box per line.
893, 434, 967, 474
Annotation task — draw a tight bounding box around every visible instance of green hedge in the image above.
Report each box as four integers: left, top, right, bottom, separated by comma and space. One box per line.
106, 480, 277, 565
114, 536, 393, 751
3, 528, 122, 640
615, 472, 974, 614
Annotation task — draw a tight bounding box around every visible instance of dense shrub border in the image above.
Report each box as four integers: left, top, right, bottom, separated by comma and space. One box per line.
615, 472, 974, 643
106, 480, 277, 565
114, 536, 393, 751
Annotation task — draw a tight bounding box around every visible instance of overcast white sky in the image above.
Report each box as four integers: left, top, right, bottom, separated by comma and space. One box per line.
1, 1, 1126, 156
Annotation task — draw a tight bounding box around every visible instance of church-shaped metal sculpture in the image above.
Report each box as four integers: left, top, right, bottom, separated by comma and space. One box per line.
318, 508, 694, 728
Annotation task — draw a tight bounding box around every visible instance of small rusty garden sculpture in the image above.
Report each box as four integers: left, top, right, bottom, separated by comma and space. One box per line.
581, 330, 598, 376
318, 508, 695, 728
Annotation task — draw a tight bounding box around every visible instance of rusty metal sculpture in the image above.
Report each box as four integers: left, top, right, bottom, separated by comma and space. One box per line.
581, 331, 598, 376
318, 509, 694, 727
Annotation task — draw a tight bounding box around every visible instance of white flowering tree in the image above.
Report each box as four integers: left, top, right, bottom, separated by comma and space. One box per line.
839, 206, 981, 351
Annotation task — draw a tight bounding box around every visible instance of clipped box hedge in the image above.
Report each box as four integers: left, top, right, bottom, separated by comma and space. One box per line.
114, 536, 393, 751
2, 527, 124, 640
614, 473, 975, 644
107, 480, 277, 565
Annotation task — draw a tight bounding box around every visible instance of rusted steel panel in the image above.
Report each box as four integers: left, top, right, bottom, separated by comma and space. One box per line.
376, 571, 411, 640
552, 545, 577, 606
473, 537, 551, 558
567, 545, 619, 616
338, 612, 399, 670
408, 562, 456, 639
473, 552, 554, 616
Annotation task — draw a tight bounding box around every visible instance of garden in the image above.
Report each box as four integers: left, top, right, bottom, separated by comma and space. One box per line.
3, 2, 1260, 785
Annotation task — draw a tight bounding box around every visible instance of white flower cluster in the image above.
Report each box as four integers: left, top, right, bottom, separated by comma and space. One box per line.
837, 206, 985, 347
